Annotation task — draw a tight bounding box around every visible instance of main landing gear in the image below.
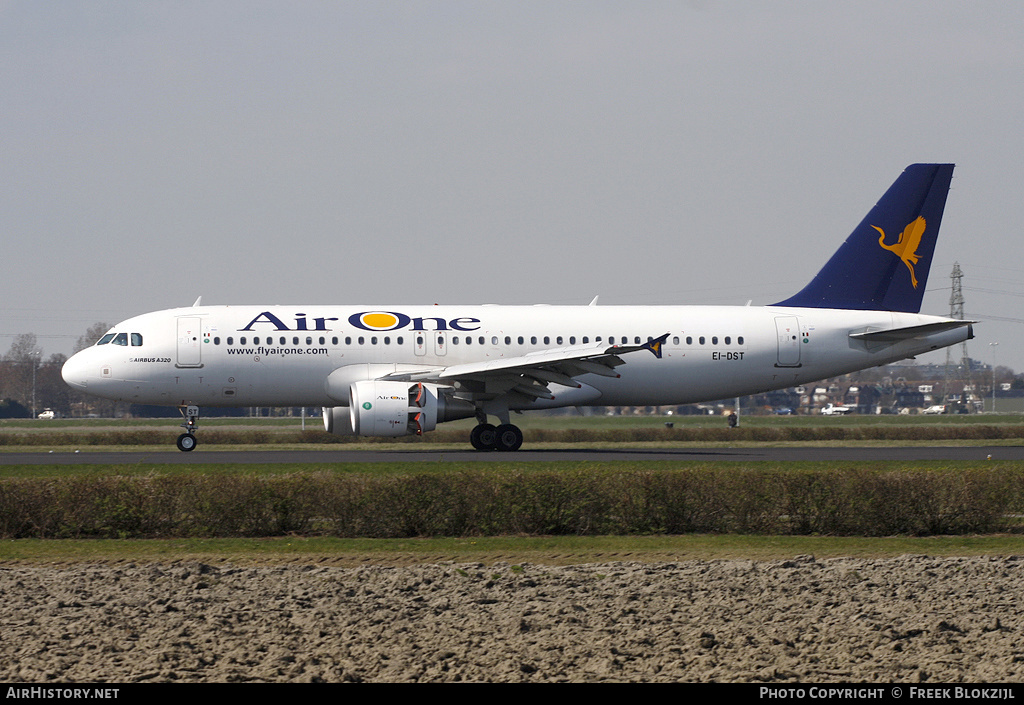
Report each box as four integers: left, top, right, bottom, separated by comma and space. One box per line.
469, 422, 523, 452
176, 405, 199, 452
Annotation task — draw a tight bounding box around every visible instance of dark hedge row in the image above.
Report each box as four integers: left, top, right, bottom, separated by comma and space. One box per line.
4, 424, 1024, 446
1, 466, 1020, 539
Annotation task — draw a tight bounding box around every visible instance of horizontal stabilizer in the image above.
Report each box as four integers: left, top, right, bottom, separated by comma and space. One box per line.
849, 320, 974, 343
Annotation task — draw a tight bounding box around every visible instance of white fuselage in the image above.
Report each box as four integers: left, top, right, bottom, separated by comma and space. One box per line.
61, 304, 971, 410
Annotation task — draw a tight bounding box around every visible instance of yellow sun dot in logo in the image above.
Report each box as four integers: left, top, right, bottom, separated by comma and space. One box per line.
361, 312, 398, 329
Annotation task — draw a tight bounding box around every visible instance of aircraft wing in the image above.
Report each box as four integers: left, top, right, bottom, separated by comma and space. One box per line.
381, 333, 669, 400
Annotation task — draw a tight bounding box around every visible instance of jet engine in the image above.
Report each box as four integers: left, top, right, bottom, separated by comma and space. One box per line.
322, 381, 475, 438
321, 406, 355, 436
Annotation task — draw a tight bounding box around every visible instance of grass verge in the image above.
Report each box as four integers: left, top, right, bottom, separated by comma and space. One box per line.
2, 534, 1022, 566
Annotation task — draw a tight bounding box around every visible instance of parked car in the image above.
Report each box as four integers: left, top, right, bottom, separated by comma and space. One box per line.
922, 404, 947, 415
820, 403, 852, 416
37, 409, 55, 420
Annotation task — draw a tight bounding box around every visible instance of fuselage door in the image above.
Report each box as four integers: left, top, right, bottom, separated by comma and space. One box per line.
413, 332, 427, 357
486, 331, 505, 358
774, 316, 801, 368
176, 316, 203, 368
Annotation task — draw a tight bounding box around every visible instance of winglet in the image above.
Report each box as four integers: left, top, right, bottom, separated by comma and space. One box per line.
642, 333, 670, 359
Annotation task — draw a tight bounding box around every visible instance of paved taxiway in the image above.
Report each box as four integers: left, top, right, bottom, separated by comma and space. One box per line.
2, 446, 1020, 465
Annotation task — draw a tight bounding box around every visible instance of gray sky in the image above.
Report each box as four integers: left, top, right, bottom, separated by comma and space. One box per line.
3, 1, 1023, 373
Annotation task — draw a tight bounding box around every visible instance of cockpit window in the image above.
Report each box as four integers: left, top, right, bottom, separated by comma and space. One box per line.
111, 333, 128, 346
97, 334, 115, 345
131, 333, 143, 346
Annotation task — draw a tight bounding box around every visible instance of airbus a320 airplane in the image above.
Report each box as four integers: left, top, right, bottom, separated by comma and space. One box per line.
62, 164, 973, 452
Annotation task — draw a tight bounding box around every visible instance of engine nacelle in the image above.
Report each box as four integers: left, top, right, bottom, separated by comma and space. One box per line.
350, 380, 415, 436
323, 380, 475, 438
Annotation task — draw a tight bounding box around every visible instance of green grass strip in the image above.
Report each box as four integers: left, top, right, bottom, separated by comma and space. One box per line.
2, 534, 1022, 565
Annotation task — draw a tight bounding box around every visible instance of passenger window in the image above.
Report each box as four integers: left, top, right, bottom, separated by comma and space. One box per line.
557, 336, 563, 345
397, 336, 403, 345
518, 336, 524, 345
686, 336, 692, 345
673, 336, 680, 345
699, 336, 705, 345
634, 336, 641, 344
582, 336, 589, 344
738, 336, 745, 345
112, 333, 128, 346
544, 336, 550, 345
279, 337, 285, 345
213, 337, 220, 345
725, 336, 731, 345
504, 336, 511, 345
97, 334, 115, 345
569, 336, 576, 344
227, 337, 234, 345
531, 336, 537, 345
712, 336, 718, 345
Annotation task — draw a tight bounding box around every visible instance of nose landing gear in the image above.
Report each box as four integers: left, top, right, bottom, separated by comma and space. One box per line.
176, 405, 200, 452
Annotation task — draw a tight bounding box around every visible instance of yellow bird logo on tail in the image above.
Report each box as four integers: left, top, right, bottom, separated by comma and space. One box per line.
872, 216, 926, 288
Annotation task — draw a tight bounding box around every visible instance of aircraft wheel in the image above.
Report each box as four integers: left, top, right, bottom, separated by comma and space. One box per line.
495, 424, 523, 452
470, 423, 497, 451
176, 433, 197, 452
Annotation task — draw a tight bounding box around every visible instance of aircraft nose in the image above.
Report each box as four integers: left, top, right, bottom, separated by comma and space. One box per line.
61, 352, 91, 390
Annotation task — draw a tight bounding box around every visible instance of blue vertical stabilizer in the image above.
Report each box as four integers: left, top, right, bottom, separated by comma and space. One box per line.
773, 163, 954, 313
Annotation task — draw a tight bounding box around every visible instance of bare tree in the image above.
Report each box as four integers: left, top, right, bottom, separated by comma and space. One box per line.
74, 322, 110, 353
38, 353, 71, 416
0, 334, 42, 415
4, 333, 41, 362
